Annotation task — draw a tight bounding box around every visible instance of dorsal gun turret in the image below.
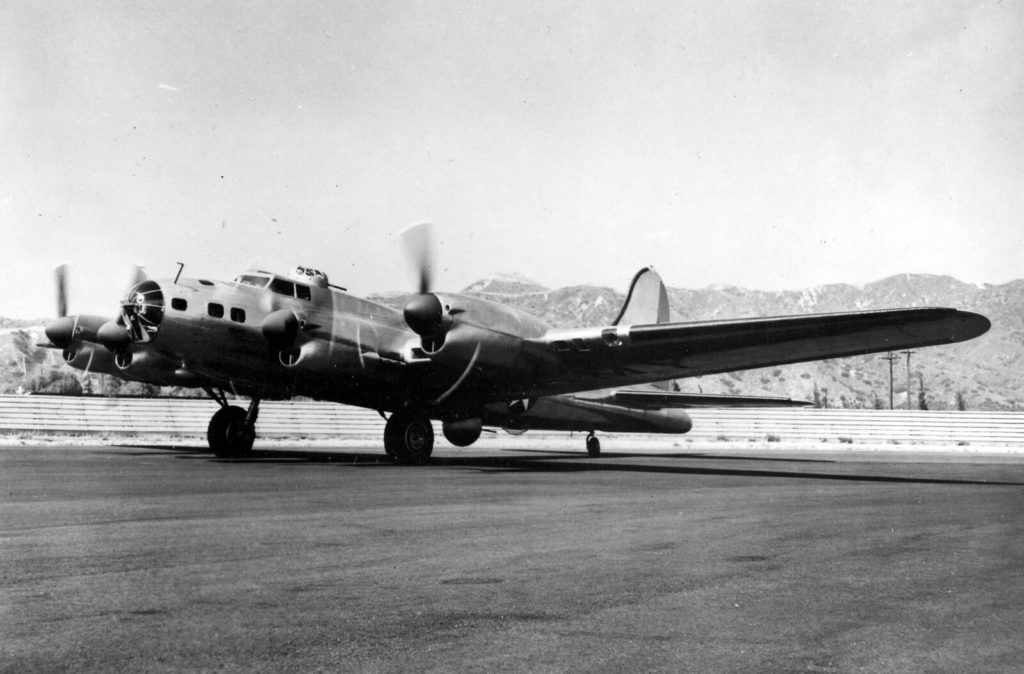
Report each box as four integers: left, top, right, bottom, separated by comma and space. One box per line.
289, 266, 329, 289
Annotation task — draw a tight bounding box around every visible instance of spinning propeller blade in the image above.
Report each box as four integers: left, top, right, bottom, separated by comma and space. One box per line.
55, 264, 69, 318
400, 222, 435, 294
130, 264, 148, 287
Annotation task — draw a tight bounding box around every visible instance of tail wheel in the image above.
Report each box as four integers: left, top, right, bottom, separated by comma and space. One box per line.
586, 433, 601, 457
384, 411, 434, 465
208, 406, 255, 458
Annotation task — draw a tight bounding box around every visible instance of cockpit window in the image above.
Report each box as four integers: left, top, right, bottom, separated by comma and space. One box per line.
269, 278, 295, 297
295, 284, 311, 301
235, 274, 270, 288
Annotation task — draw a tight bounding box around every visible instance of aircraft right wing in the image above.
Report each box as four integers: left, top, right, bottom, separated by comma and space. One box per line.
521, 307, 990, 397
607, 390, 814, 408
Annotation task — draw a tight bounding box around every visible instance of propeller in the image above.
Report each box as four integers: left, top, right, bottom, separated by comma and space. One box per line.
130, 264, 148, 288
401, 222, 435, 294
43, 266, 96, 386
55, 263, 68, 318
399, 222, 480, 401
45, 265, 78, 349
45, 264, 156, 355
399, 223, 453, 351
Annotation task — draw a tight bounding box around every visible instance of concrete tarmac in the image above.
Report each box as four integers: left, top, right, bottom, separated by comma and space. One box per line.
3, 443, 1024, 672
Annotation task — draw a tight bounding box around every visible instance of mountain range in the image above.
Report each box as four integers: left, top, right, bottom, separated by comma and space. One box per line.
2, 273, 1021, 410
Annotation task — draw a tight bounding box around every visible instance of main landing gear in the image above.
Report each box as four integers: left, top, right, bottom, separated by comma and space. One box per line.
384, 409, 434, 465
586, 432, 601, 457
205, 388, 260, 458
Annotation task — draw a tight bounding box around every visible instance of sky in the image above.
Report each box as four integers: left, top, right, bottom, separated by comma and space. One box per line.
2, 0, 1022, 318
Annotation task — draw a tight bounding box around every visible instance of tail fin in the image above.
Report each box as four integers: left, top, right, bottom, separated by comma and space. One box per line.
613, 267, 669, 326
614, 267, 673, 391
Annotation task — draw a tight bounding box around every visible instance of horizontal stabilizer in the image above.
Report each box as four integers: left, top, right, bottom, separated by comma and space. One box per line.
611, 390, 814, 409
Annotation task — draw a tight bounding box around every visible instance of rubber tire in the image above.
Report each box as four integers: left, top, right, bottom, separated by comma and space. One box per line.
208, 406, 255, 458
384, 411, 434, 465
586, 434, 601, 457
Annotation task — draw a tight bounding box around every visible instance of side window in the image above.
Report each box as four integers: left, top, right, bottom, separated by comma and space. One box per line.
269, 278, 295, 297
230, 307, 246, 323
171, 298, 187, 311
295, 284, 311, 301
208, 303, 224, 318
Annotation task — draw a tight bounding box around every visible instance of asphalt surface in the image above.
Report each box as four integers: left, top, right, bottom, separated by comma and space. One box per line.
3, 443, 1024, 673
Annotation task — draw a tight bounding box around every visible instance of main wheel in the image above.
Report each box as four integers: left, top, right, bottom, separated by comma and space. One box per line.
384, 411, 434, 465
208, 406, 255, 458
586, 433, 601, 457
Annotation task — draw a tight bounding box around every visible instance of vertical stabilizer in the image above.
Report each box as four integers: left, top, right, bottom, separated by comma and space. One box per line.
614, 267, 673, 391
613, 267, 670, 326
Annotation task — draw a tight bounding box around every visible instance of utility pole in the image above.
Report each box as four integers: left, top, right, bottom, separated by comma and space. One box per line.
882, 351, 898, 409
901, 350, 915, 410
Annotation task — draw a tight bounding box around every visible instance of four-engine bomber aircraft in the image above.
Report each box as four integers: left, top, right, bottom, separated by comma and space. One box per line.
41, 225, 990, 462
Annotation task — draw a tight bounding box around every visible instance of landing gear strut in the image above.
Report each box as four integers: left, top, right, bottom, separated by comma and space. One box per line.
384, 410, 434, 465
205, 389, 259, 458
586, 432, 601, 457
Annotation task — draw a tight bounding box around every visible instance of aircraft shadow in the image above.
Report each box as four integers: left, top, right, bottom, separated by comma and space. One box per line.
514, 448, 835, 464
123, 444, 1024, 487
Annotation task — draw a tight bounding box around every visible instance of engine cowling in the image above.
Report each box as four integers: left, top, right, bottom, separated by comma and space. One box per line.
403, 293, 452, 353
261, 309, 301, 351
97, 320, 131, 352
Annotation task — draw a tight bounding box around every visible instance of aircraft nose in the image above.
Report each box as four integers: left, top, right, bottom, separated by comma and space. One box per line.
121, 279, 165, 343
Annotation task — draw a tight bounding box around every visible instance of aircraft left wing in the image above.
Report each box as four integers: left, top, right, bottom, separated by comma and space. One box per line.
521, 307, 989, 397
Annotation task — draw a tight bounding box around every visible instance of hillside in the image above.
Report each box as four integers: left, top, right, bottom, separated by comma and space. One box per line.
2, 274, 1020, 409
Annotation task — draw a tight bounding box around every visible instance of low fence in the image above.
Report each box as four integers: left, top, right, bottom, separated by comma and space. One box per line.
0, 396, 382, 437
1, 395, 1022, 446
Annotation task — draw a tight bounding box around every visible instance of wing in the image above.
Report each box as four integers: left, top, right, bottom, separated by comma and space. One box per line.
521, 307, 990, 397
607, 390, 814, 408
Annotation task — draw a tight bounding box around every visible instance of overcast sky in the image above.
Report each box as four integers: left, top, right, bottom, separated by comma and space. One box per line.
2, 0, 1021, 318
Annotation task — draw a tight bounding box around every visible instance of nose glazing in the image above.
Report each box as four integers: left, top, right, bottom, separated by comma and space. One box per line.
121, 280, 165, 343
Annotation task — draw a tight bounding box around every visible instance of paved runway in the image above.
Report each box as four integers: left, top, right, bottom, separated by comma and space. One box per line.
3, 443, 1024, 672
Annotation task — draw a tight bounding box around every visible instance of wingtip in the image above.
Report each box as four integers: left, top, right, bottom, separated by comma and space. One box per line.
955, 310, 991, 341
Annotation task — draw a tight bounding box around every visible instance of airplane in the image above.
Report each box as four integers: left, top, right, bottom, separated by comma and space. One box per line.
41, 225, 991, 462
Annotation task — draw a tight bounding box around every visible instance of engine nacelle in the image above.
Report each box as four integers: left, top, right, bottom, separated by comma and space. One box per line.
279, 319, 381, 374
408, 293, 552, 393
113, 347, 185, 385
61, 343, 119, 376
